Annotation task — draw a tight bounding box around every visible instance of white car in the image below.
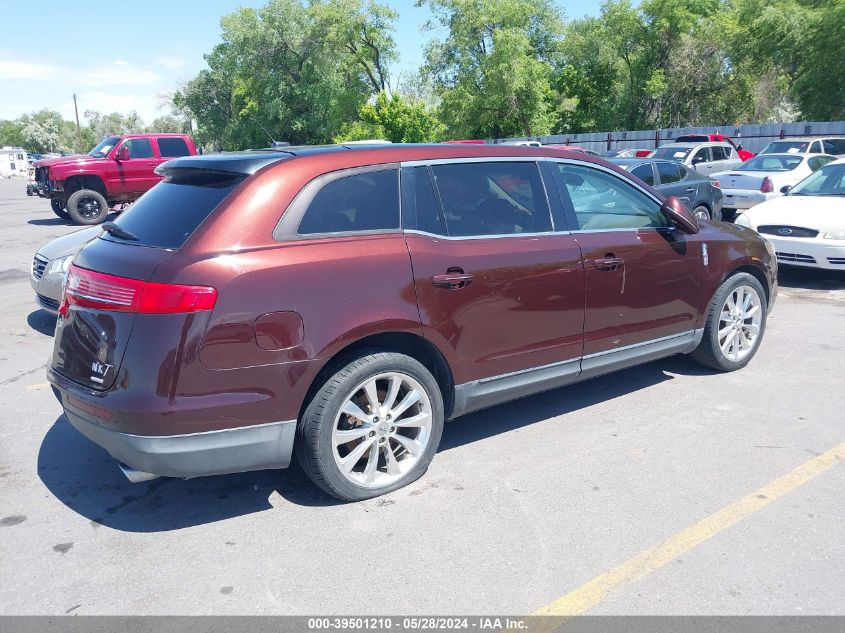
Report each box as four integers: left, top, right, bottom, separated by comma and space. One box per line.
735, 158, 845, 270
649, 142, 741, 176
711, 153, 835, 215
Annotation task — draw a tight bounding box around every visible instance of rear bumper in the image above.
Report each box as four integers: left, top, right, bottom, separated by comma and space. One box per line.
722, 189, 779, 210
62, 400, 296, 479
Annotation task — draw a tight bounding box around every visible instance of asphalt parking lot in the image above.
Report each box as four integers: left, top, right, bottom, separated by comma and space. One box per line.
0, 177, 843, 616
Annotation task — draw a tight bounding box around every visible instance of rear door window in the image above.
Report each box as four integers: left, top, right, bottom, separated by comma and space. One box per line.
657, 161, 683, 184
821, 139, 845, 155
630, 164, 655, 186
101, 169, 245, 249
429, 161, 552, 236
298, 169, 399, 235
157, 137, 191, 157
691, 147, 711, 165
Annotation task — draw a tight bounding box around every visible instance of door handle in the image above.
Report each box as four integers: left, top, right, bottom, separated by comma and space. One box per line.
685, 187, 696, 192
432, 271, 474, 289
592, 257, 624, 271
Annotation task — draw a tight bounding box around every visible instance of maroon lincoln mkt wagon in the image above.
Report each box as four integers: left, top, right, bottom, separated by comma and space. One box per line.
48, 144, 777, 500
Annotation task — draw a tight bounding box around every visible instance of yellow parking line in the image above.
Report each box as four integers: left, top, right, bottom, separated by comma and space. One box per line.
535, 441, 845, 616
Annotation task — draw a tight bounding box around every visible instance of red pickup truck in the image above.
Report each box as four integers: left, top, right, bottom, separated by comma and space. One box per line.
33, 133, 197, 225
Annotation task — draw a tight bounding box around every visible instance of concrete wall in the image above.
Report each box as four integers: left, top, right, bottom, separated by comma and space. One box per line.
494, 121, 845, 154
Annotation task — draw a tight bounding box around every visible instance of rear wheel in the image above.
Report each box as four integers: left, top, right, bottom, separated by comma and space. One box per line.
690, 273, 767, 372
296, 352, 444, 501
693, 205, 710, 220
50, 198, 69, 219
66, 189, 108, 225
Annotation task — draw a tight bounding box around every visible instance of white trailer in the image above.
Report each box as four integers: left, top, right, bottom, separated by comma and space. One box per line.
1, 147, 29, 178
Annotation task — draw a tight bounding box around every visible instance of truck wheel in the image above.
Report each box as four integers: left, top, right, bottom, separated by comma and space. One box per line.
296, 352, 444, 501
66, 189, 108, 225
50, 198, 70, 219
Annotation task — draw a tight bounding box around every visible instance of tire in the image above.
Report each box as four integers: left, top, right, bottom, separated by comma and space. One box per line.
66, 189, 109, 225
296, 351, 445, 501
693, 205, 710, 220
50, 198, 70, 219
689, 272, 767, 372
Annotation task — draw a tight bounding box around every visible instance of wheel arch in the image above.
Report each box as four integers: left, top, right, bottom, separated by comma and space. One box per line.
65, 174, 107, 197
728, 263, 771, 305
299, 331, 456, 421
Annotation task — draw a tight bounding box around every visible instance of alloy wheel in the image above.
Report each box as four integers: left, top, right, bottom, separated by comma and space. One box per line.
332, 372, 433, 489
718, 284, 762, 362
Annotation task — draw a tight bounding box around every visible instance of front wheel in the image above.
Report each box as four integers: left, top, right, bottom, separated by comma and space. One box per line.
50, 198, 69, 219
66, 189, 108, 225
296, 352, 444, 501
689, 273, 767, 372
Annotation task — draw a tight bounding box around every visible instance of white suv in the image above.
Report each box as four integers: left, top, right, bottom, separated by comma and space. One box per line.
649, 142, 742, 176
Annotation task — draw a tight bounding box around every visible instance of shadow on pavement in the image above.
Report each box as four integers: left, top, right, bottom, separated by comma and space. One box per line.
39, 355, 703, 531
777, 267, 845, 291
439, 356, 704, 452
27, 309, 56, 336
38, 416, 342, 532
27, 218, 73, 226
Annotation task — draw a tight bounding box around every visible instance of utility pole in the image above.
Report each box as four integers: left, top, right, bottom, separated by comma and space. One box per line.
72, 93, 82, 151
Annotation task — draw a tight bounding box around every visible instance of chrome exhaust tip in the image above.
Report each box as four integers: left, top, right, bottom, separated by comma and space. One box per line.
118, 462, 159, 484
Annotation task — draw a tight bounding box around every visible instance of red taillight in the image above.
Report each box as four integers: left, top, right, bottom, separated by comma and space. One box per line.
760, 177, 773, 193
711, 180, 721, 189
61, 265, 217, 315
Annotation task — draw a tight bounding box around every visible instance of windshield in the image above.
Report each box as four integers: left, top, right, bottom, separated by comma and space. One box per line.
87, 136, 121, 158
737, 155, 802, 171
761, 140, 809, 154
650, 146, 691, 161
788, 163, 845, 197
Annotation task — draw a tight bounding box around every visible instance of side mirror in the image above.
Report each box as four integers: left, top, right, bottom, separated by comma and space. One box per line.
116, 146, 130, 161
660, 196, 700, 234
780, 185, 791, 194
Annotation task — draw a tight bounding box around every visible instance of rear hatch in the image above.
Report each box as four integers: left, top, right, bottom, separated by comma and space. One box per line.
51, 168, 246, 391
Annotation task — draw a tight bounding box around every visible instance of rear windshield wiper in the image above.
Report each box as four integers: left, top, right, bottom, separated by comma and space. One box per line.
101, 222, 139, 241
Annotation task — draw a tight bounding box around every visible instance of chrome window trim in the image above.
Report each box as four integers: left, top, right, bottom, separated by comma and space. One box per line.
400, 156, 542, 168
402, 229, 567, 241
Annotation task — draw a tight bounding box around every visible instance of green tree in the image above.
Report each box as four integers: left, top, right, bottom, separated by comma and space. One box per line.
18, 110, 77, 153
147, 114, 189, 134
420, 0, 563, 138
335, 91, 444, 142
174, 0, 398, 150
0, 120, 25, 148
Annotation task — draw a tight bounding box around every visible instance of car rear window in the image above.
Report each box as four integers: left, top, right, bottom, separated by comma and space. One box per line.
101, 169, 244, 249
651, 146, 692, 160
157, 137, 191, 157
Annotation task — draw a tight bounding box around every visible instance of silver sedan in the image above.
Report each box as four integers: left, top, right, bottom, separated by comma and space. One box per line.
30, 226, 100, 314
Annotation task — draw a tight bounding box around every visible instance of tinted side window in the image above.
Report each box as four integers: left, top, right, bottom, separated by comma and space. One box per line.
557, 163, 668, 230
810, 141, 822, 154
412, 167, 446, 235
711, 146, 727, 161
657, 161, 682, 184
808, 156, 834, 171
157, 137, 190, 157
298, 169, 399, 235
430, 162, 552, 236
123, 138, 153, 159
630, 164, 655, 186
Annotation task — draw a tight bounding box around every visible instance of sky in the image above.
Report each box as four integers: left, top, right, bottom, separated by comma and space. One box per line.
0, 0, 605, 125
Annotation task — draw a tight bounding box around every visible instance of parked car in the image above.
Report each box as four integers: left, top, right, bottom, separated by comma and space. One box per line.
605, 148, 652, 158
649, 142, 742, 177
32, 133, 197, 225
758, 137, 845, 157
30, 227, 101, 313
711, 153, 836, 220
674, 134, 754, 161
608, 158, 723, 220
735, 158, 845, 270
48, 144, 776, 500
500, 140, 542, 147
